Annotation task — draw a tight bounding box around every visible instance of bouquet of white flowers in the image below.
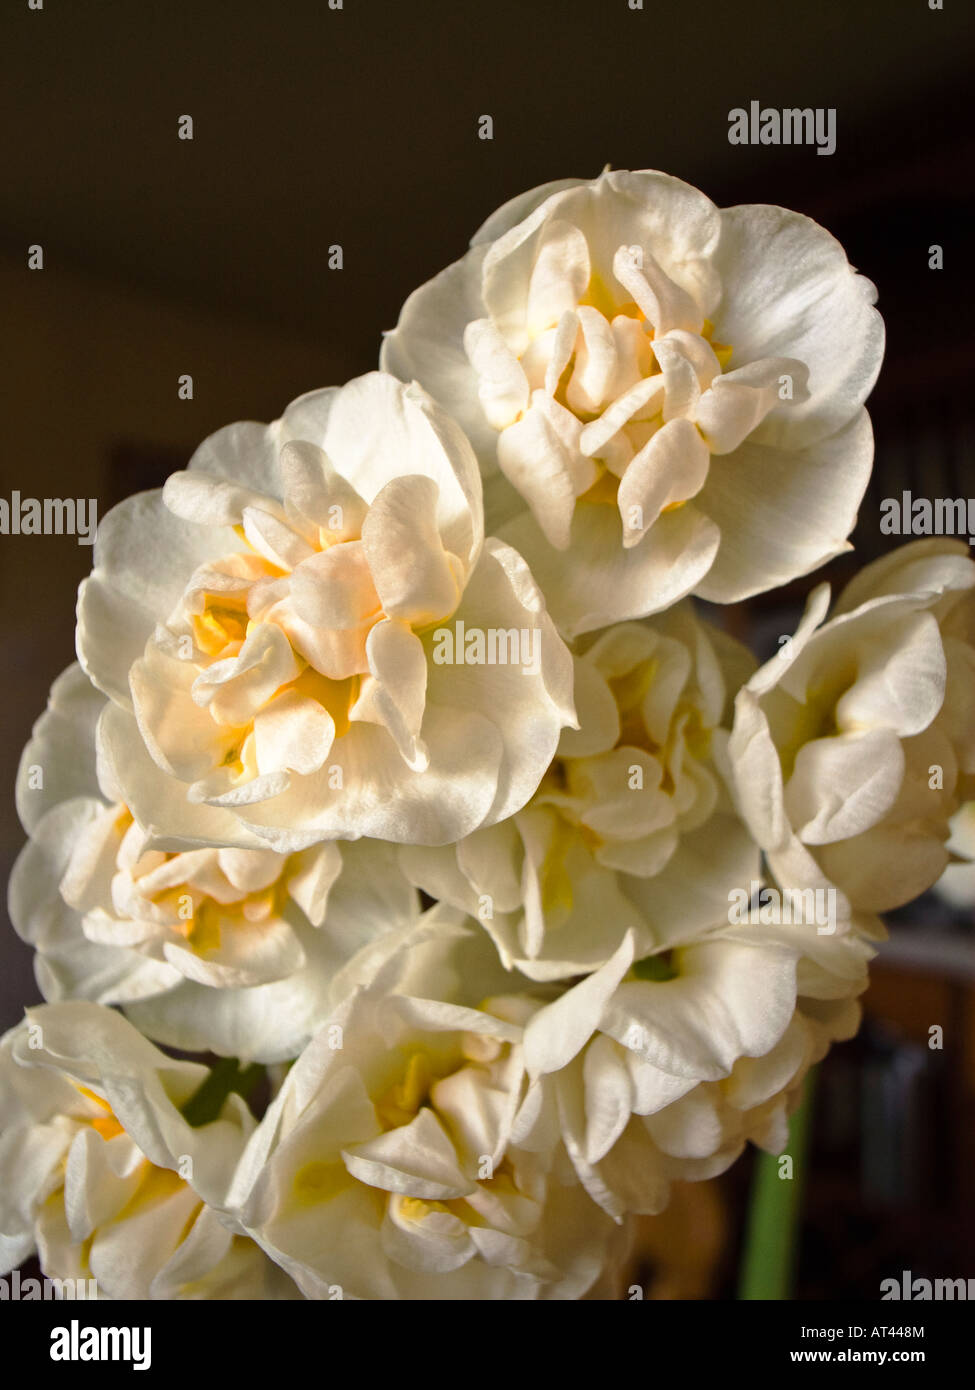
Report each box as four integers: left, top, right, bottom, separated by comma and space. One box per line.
4, 169, 972, 1300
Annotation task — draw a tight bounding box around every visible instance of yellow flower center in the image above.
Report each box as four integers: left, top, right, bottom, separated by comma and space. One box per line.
515, 268, 733, 515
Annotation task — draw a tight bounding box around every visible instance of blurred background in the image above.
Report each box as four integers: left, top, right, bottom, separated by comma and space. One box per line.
1, 0, 973, 1299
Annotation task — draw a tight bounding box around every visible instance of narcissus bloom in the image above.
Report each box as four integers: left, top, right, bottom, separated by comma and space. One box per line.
12, 665, 420, 1063
727, 539, 975, 913
0, 1004, 297, 1299
513, 924, 873, 1220
77, 372, 575, 851
228, 920, 628, 1299
382, 169, 883, 635
402, 605, 760, 979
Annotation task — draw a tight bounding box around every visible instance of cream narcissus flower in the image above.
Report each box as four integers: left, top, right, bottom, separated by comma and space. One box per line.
0, 1003, 298, 1299
727, 539, 975, 914
401, 604, 760, 979
76, 372, 575, 852
227, 917, 628, 1299
12, 665, 420, 1063
382, 169, 883, 636
513, 924, 873, 1221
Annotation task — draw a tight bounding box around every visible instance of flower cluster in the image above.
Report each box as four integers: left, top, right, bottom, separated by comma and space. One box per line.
5, 168, 968, 1300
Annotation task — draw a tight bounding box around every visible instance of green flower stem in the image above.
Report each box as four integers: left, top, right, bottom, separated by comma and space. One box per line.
181, 1056, 265, 1128
737, 1066, 818, 1300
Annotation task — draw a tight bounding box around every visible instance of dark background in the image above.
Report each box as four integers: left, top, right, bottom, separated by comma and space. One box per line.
1, 0, 973, 1299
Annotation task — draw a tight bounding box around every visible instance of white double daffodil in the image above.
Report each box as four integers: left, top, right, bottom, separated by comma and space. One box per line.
0, 1004, 298, 1299
227, 921, 627, 1300
383, 169, 884, 636
514, 924, 874, 1221
727, 539, 975, 913
402, 604, 760, 979
76, 372, 575, 852
12, 665, 421, 1063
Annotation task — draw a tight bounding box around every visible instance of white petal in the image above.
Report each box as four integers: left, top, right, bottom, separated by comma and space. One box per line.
582, 1035, 634, 1164
695, 357, 809, 455
713, 203, 884, 448
694, 410, 874, 603
288, 540, 381, 630
462, 317, 530, 429
16, 664, 104, 834
98, 703, 267, 852
565, 306, 619, 414
234, 704, 504, 849
578, 375, 667, 460
523, 932, 635, 1075
362, 619, 429, 771
362, 474, 464, 623
342, 1108, 473, 1201
321, 372, 482, 571
77, 491, 243, 708
496, 396, 589, 551
252, 690, 336, 776
617, 417, 711, 547
611, 245, 703, 335
784, 729, 906, 844
526, 219, 592, 333
425, 538, 576, 825
603, 938, 798, 1081
502, 500, 719, 638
